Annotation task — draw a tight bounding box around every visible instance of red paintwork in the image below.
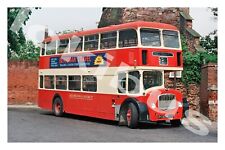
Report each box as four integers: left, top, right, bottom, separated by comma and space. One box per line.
145, 88, 183, 121
38, 21, 183, 123
39, 48, 183, 69
43, 21, 178, 43
38, 88, 182, 121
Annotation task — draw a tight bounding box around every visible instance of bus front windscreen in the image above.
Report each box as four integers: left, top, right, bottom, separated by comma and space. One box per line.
143, 71, 162, 89
163, 30, 180, 48
140, 28, 161, 47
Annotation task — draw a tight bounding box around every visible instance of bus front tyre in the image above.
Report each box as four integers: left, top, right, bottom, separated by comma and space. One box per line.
170, 119, 181, 127
53, 97, 64, 117
126, 103, 138, 129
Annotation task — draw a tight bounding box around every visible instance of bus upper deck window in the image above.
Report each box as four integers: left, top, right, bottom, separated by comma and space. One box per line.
46, 41, 56, 55
57, 39, 69, 54
41, 47, 45, 56
100, 32, 117, 49
39, 75, 43, 88
119, 29, 138, 48
163, 30, 180, 48
84, 34, 99, 51
140, 28, 161, 47
70, 36, 83, 52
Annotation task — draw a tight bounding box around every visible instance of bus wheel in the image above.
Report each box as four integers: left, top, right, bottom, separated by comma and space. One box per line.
170, 119, 181, 127
53, 97, 64, 117
126, 103, 138, 129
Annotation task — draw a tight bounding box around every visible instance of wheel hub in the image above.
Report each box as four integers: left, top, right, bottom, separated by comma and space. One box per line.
55, 103, 61, 113
127, 108, 132, 125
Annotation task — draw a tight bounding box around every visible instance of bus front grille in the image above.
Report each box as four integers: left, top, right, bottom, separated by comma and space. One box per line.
158, 94, 176, 110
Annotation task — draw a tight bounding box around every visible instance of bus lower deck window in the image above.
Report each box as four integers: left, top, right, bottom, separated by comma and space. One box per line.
82, 75, 97, 92
128, 71, 140, 94
118, 72, 126, 93
44, 75, 55, 89
56, 75, 67, 90
69, 75, 81, 91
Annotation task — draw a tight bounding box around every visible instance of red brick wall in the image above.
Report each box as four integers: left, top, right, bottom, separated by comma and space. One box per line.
98, 8, 189, 29
200, 63, 218, 121
8, 61, 39, 105
164, 71, 200, 111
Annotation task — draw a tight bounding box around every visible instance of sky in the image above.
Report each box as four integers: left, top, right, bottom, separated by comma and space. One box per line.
23, 7, 217, 44
190, 7, 217, 36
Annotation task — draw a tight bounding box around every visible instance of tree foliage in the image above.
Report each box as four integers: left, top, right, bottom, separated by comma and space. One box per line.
10, 40, 39, 61
200, 36, 217, 64
181, 36, 202, 85
181, 33, 218, 85
200, 30, 217, 63
8, 7, 40, 60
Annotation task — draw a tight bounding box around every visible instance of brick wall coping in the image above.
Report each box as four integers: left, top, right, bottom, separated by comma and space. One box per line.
201, 63, 217, 69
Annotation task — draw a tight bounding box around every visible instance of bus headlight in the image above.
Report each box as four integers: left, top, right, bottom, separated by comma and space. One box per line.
151, 103, 156, 109
178, 102, 183, 107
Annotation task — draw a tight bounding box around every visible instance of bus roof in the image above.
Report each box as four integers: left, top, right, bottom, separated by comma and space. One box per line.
44, 21, 178, 43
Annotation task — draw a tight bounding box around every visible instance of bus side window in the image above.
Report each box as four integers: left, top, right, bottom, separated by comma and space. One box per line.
44, 75, 54, 89
68, 75, 81, 91
118, 72, 126, 93
84, 34, 99, 51
119, 29, 138, 48
41, 48, 45, 56
56, 75, 67, 90
82, 75, 97, 92
39, 75, 43, 88
41, 43, 45, 56
100, 32, 117, 49
70, 37, 83, 52
46, 41, 56, 55
128, 71, 140, 94
57, 39, 69, 54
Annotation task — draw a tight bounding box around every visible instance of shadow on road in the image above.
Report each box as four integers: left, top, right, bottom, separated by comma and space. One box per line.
40, 110, 175, 130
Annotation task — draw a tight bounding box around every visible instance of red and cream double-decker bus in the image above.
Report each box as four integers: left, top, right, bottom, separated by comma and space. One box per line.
38, 21, 184, 128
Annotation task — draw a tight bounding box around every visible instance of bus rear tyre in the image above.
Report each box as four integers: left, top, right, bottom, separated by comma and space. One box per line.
170, 119, 181, 127
53, 97, 64, 117
126, 103, 138, 129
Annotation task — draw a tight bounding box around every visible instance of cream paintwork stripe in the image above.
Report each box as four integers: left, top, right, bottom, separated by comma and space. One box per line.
38, 66, 180, 95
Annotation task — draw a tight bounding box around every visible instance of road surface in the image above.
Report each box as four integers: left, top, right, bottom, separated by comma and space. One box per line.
8, 106, 217, 142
